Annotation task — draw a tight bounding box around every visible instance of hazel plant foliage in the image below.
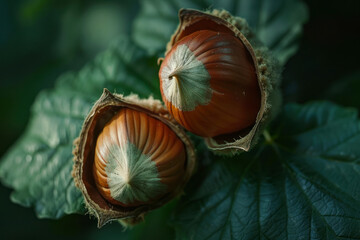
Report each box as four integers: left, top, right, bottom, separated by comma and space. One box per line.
3, 0, 360, 239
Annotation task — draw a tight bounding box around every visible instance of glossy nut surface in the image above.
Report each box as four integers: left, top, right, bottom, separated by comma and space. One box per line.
93, 108, 186, 207
160, 29, 261, 137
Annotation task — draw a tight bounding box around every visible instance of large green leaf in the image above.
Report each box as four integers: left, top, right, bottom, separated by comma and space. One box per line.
132, 0, 308, 65
0, 38, 159, 219
172, 102, 360, 239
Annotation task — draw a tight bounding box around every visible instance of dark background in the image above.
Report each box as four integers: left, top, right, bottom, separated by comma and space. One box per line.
0, 0, 359, 239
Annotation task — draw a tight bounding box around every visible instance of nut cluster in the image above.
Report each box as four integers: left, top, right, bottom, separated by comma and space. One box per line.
73, 8, 280, 227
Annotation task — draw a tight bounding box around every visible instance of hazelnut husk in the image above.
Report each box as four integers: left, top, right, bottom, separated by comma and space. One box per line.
72, 89, 196, 227
159, 9, 281, 154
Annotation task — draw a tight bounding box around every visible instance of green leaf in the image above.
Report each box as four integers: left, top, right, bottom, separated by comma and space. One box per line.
0, 38, 159, 219
132, 0, 308, 65
172, 102, 360, 239
132, 0, 200, 56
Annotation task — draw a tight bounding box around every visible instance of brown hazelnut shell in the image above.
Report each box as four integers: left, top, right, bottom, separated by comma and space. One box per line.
72, 89, 196, 227
163, 9, 281, 154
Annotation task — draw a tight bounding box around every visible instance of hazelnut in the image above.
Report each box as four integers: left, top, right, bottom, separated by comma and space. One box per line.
73, 89, 195, 227
159, 9, 281, 153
